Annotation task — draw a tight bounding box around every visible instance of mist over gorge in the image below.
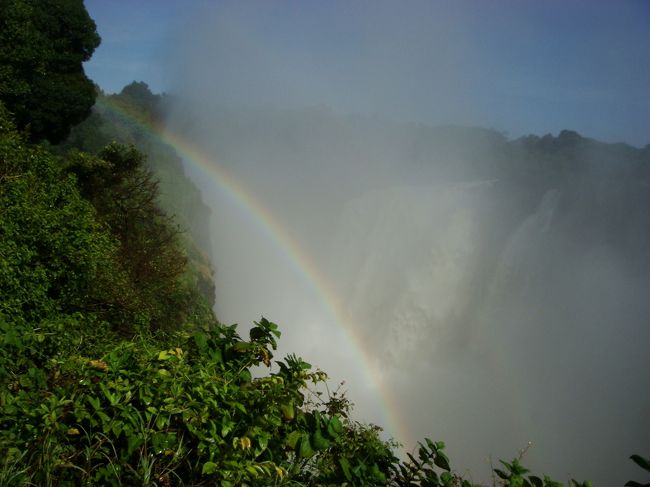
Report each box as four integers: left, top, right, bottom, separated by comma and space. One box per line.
159, 2, 650, 484
165, 102, 650, 485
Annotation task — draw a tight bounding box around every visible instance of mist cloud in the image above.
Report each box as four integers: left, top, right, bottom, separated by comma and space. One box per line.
165, 2, 650, 484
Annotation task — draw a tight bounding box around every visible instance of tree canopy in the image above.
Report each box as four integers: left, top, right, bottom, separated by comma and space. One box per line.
0, 0, 100, 143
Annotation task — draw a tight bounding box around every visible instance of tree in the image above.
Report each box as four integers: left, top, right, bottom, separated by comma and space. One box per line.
0, 0, 100, 143
0, 102, 123, 330
65, 143, 205, 332
117, 81, 161, 116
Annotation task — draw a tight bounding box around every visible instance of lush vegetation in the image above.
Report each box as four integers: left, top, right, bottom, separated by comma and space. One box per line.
0, 1, 648, 485
0, 0, 100, 143
59, 82, 216, 308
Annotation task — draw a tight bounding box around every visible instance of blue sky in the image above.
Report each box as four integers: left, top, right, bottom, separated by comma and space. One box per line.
84, 1, 650, 146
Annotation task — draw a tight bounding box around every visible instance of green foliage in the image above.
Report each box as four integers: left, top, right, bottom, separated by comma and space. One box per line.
490, 457, 594, 487
0, 0, 100, 143
64, 142, 214, 333
61, 83, 216, 306
6, 306, 643, 486
0, 317, 339, 485
1, 103, 212, 337
0, 103, 122, 326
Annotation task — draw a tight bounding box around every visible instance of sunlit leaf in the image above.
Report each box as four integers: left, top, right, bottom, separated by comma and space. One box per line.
311, 428, 331, 451
202, 461, 218, 475
232, 341, 252, 352
328, 415, 343, 436
279, 401, 294, 421
298, 434, 314, 458
285, 430, 302, 449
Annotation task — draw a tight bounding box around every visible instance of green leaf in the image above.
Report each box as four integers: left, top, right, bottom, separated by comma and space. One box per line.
434, 451, 451, 471
96, 411, 111, 430
511, 459, 530, 475
313, 410, 322, 428
87, 395, 101, 411
298, 434, 314, 458
257, 433, 269, 452
494, 468, 510, 480
155, 415, 168, 430
279, 401, 295, 421
221, 418, 235, 437
127, 435, 143, 456
418, 444, 430, 462
339, 457, 353, 481
300, 360, 312, 370
370, 463, 386, 482
543, 475, 564, 487
407, 453, 421, 468
311, 428, 331, 451
246, 465, 260, 476
327, 415, 343, 437
441, 471, 454, 486
285, 430, 302, 449
111, 422, 123, 437
194, 333, 208, 353
99, 383, 115, 403
249, 327, 266, 341
211, 348, 223, 363
631, 455, 650, 473
510, 477, 524, 487
233, 341, 253, 353
202, 461, 219, 475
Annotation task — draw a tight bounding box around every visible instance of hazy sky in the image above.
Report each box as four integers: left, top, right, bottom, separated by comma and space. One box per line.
84, 0, 649, 146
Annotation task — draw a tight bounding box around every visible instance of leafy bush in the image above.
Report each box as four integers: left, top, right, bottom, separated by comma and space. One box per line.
7, 311, 638, 487
0, 318, 352, 485
64, 142, 211, 333
0, 103, 124, 327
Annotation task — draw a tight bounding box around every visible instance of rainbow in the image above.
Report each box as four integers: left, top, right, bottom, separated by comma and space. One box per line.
95, 96, 412, 449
